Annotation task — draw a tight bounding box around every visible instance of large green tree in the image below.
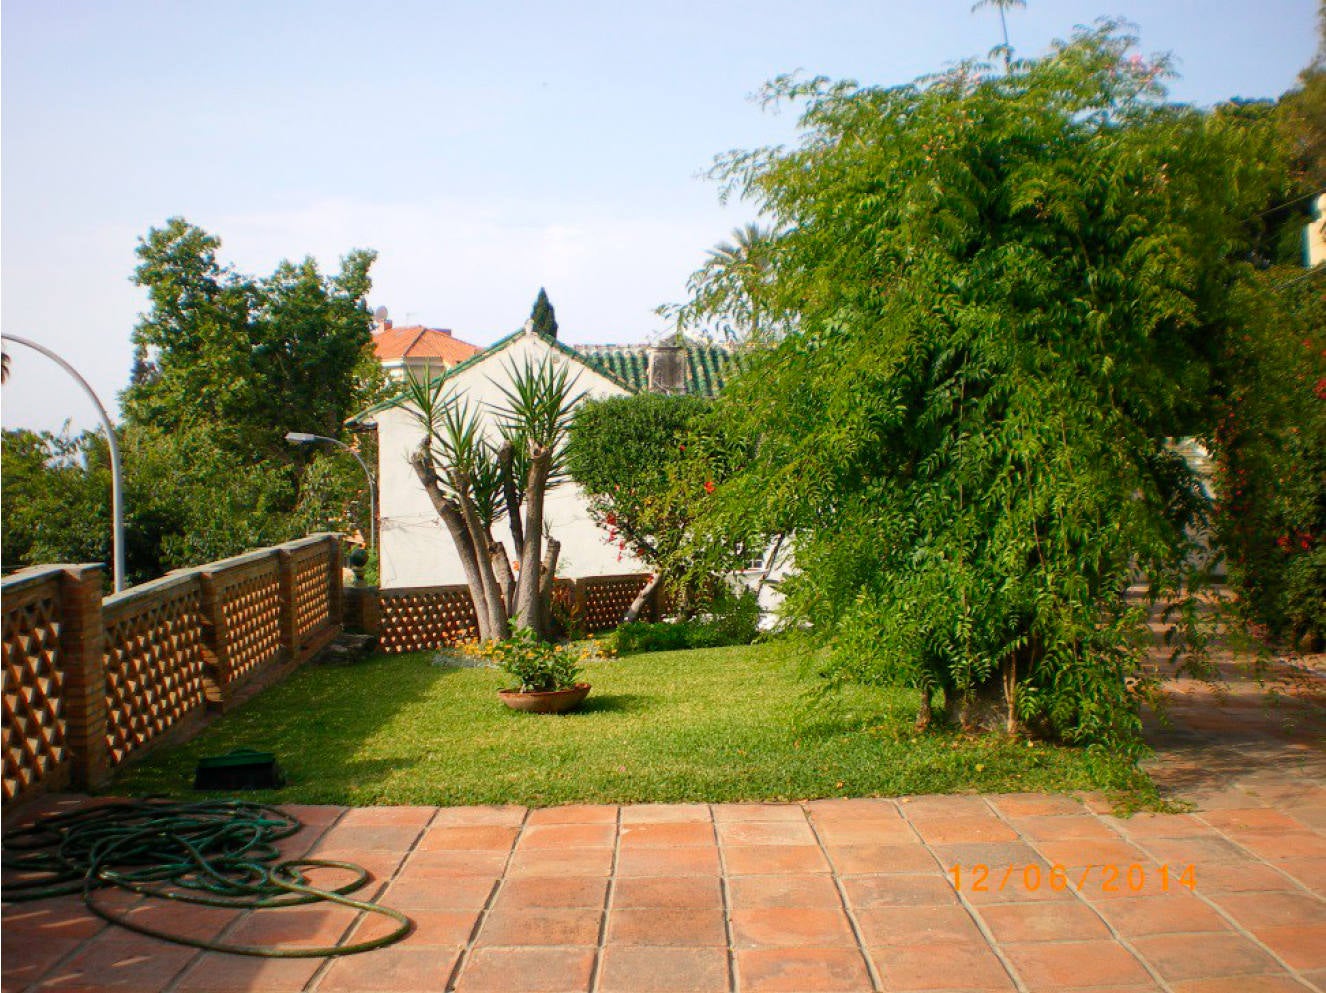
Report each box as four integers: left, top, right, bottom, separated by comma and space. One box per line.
528, 287, 559, 340
681, 21, 1285, 748
124, 217, 383, 462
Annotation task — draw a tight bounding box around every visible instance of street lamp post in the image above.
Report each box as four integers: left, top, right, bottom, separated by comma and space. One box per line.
2, 333, 127, 592
284, 432, 376, 551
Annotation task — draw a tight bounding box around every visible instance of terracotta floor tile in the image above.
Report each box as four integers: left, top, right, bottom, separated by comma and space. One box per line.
929, 841, 1043, 874
336, 805, 437, 828
351, 908, 480, 946
736, 947, 873, 992
526, 804, 617, 825
495, 875, 609, 909
1000, 940, 1153, 988
33, 935, 197, 991
506, 847, 615, 877
811, 817, 919, 846
977, 900, 1112, 943
726, 874, 843, 909
606, 907, 727, 946
717, 820, 817, 846
722, 845, 829, 875
597, 945, 729, 993
1092, 895, 1232, 936
379, 875, 497, 911
855, 905, 985, 947
611, 876, 722, 909
618, 821, 714, 848
900, 795, 992, 819
615, 846, 720, 877
824, 842, 938, 875
518, 823, 616, 849
313, 825, 424, 853
1201, 808, 1313, 833
112, 901, 241, 943
453, 946, 595, 993
1129, 932, 1281, 981
1010, 815, 1124, 842
171, 951, 322, 992
1251, 923, 1326, 971
428, 805, 526, 827
224, 904, 361, 949
713, 803, 809, 822
1192, 862, 1299, 893
304, 848, 407, 885
2, 898, 108, 940
1210, 890, 1326, 928
1, 933, 82, 991
842, 873, 959, 908
988, 793, 1086, 818
1138, 835, 1251, 866
1032, 839, 1152, 869
1106, 813, 1212, 838
806, 796, 903, 819
731, 907, 856, 948
278, 803, 348, 827
1234, 832, 1326, 861
1168, 978, 1317, 993
318, 944, 462, 991
401, 850, 509, 878
416, 825, 519, 852
910, 815, 1020, 845
618, 804, 710, 824
477, 906, 603, 946
873, 940, 1016, 991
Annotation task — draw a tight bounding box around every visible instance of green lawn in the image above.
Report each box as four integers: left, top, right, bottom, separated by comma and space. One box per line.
112, 641, 1156, 807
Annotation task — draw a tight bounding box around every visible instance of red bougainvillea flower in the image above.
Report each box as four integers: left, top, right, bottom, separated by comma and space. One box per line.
605, 511, 617, 526
1314, 377, 1326, 400
704, 480, 715, 494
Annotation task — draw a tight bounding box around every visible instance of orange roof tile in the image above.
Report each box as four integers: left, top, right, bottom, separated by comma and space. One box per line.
372, 325, 481, 365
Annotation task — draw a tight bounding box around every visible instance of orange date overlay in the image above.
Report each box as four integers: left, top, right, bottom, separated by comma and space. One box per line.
949, 863, 1197, 894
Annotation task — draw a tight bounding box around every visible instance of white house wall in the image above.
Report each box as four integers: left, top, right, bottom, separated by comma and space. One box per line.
376, 333, 651, 589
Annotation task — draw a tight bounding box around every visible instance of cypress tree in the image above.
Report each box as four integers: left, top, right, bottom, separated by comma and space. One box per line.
529, 287, 559, 339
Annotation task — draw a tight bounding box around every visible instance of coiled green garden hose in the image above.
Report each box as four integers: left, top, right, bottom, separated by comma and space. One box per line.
2, 798, 413, 957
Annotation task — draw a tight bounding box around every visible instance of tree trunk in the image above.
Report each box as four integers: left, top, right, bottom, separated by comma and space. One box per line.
450, 468, 509, 641
513, 446, 553, 636
537, 537, 561, 638
498, 440, 524, 553
914, 685, 934, 732
942, 658, 1022, 735
491, 542, 517, 610
410, 447, 492, 642
623, 572, 663, 624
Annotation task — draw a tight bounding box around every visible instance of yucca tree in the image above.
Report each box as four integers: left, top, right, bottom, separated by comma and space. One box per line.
393, 357, 582, 641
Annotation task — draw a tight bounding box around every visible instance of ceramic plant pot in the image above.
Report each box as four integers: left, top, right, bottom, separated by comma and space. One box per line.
497, 683, 591, 714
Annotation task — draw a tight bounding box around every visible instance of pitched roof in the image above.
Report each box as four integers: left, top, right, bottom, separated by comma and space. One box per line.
574, 343, 747, 398
372, 325, 481, 364
349, 330, 746, 425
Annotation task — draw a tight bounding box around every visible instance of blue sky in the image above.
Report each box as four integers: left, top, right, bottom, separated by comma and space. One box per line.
2, 0, 1319, 434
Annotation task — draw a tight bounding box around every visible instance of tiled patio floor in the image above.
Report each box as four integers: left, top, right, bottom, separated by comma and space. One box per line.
4, 651, 1323, 992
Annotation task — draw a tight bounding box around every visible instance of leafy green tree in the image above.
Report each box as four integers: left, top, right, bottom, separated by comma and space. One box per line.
674, 224, 787, 344
124, 217, 383, 462
680, 21, 1285, 747
529, 287, 559, 339
567, 393, 709, 619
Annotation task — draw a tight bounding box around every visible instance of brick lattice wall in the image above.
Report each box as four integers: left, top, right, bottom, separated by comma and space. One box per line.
101, 575, 207, 766
2, 572, 69, 802
377, 587, 480, 652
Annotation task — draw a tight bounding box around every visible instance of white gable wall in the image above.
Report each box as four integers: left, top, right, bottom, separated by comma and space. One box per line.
376, 332, 651, 589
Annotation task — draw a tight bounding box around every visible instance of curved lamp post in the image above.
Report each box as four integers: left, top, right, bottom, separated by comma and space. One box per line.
2, 333, 126, 592
284, 432, 376, 551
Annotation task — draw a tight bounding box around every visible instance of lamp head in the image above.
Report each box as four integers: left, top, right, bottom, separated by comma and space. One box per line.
285, 432, 319, 444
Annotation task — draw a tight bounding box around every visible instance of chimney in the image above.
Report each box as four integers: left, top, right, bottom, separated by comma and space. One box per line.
647, 342, 687, 394
373, 305, 391, 333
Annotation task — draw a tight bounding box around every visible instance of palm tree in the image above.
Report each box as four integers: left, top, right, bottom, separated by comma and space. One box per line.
972, 0, 1026, 68
700, 223, 777, 343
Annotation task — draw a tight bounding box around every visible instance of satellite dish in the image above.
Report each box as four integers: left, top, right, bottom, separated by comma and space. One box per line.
373, 306, 389, 321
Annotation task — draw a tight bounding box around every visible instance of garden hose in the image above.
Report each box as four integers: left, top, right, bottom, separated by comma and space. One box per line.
1, 797, 413, 957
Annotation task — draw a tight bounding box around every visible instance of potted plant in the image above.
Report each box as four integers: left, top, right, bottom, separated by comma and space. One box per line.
492, 627, 590, 714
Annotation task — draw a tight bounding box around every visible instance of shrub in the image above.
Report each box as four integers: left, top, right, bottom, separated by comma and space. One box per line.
470, 626, 583, 692
612, 588, 760, 654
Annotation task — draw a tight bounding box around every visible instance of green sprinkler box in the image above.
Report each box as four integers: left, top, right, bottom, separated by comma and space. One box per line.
193, 748, 286, 791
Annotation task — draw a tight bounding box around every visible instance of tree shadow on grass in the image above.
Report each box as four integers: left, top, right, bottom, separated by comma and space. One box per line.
573, 694, 653, 716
